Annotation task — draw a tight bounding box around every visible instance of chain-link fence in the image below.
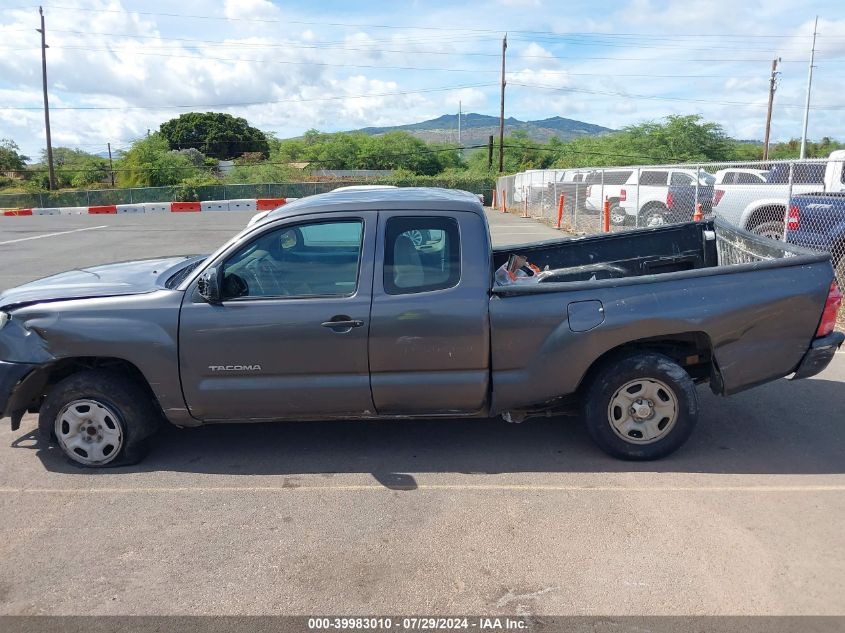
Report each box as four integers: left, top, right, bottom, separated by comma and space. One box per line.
495, 157, 845, 288
0, 176, 494, 210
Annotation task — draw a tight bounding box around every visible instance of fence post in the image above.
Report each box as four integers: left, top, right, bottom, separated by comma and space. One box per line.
783, 162, 795, 241
600, 169, 605, 216
694, 164, 701, 221
573, 174, 579, 231
635, 168, 641, 228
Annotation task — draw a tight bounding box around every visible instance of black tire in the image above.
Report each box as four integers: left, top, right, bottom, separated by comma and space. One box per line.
749, 220, 784, 241
583, 352, 698, 460
39, 369, 161, 468
639, 204, 668, 227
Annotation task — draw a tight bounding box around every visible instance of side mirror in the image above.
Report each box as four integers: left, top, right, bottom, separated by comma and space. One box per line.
197, 267, 221, 304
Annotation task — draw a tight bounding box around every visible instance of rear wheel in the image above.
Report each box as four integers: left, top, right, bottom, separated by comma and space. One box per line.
583, 353, 698, 460
750, 220, 784, 241
40, 370, 161, 467
609, 204, 627, 226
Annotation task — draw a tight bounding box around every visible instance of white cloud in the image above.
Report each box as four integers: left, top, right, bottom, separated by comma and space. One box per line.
0, 0, 842, 160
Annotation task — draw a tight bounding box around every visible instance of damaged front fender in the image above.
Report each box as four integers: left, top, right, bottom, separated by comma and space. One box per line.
0, 360, 43, 430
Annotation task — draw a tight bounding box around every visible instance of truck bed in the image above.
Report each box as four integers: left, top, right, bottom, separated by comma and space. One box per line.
488, 219, 834, 413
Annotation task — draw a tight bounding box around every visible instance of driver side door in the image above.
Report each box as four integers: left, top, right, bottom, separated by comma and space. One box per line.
179, 212, 376, 421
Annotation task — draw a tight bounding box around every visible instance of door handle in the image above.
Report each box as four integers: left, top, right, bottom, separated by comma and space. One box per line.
321, 316, 364, 331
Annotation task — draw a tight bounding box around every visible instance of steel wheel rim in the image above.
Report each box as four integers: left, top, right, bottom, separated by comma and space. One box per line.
607, 378, 679, 445
610, 207, 626, 225
54, 399, 124, 465
645, 212, 666, 227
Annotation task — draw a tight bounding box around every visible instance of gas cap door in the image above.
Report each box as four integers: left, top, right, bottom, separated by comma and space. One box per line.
567, 300, 605, 332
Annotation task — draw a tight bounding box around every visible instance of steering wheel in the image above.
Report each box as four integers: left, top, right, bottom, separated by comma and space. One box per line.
242, 255, 290, 296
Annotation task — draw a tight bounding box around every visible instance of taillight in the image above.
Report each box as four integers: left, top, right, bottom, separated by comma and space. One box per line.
666, 191, 674, 209
620, 188, 627, 202
713, 189, 725, 206
816, 281, 843, 338
787, 205, 800, 231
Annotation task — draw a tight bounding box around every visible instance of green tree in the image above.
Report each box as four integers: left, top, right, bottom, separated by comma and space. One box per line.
39, 147, 109, 188
0, 139, 29, 172
159, 112, 269, 160
116, 133, 204, 187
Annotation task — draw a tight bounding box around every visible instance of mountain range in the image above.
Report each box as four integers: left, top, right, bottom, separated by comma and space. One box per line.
351, 113, 613, 144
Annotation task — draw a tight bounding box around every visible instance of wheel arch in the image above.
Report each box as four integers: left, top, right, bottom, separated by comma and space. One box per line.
576, 331, 718, 396
742, 202, 786, 231
27, 356, 166, 422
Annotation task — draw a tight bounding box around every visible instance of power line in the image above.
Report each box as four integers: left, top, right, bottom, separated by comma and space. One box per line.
0, 82, 498, 111
510, 82, 845, 111
20, 5, 838, 40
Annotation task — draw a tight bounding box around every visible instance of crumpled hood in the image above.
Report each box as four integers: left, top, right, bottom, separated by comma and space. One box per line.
0, 256, 201, 310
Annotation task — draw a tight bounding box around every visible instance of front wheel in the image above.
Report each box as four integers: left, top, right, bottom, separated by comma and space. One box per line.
39, 370, 161, 467
583, 352, 698, 460
639, 205, 668, 227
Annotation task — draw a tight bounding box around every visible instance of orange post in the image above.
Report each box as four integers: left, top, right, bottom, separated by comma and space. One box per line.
501, 190, 507, 214
693, 203, 703, 221
602, 196, 610, 233
491, 189, 497, 209
556, 193, 565, 229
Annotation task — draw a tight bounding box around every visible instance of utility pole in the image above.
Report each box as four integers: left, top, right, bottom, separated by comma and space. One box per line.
498, 33, 507, 173
763, 58, 780, 161
107, 142, 115, 187
487, 135, 494, 170
37, 6, 56, 190
799, 16, 818, 159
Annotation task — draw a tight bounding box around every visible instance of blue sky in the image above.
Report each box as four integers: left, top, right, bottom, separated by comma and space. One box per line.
0, 0, 843, 159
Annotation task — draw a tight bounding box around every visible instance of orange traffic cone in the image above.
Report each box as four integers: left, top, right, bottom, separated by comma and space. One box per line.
693, 203, 703, 222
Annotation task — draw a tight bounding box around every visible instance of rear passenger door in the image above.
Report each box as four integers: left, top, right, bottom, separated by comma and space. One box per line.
368, 211, 491, 415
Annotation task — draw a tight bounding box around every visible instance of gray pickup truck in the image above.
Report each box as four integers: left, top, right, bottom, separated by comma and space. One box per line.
1, 188, 842, 467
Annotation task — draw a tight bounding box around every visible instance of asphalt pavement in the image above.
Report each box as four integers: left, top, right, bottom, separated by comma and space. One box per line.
0, 209, 843, 616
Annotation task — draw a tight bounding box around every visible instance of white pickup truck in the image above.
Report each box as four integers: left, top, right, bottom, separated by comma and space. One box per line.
712, 152, 845, 238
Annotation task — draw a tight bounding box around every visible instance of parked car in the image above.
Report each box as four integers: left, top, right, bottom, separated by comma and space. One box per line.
712, 153, 841, 238
786, 161, 845, 285
584, 169, 635, 214
713, 168, 769, 185
613, 169, 715, 226
1, 187, 841, 467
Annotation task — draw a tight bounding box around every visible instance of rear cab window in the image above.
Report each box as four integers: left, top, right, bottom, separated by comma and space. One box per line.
383, 217, 461, 295
640, 171, 669, 186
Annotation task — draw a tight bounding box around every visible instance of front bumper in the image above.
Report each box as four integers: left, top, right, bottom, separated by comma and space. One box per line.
791, 332, 845, 380
0, 360, 39, 430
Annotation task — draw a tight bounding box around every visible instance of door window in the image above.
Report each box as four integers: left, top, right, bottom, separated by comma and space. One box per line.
384, 217, 460, 295
220, 220, 363, 299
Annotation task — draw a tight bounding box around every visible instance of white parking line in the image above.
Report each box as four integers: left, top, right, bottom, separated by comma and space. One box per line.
0, 225, 108, 246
